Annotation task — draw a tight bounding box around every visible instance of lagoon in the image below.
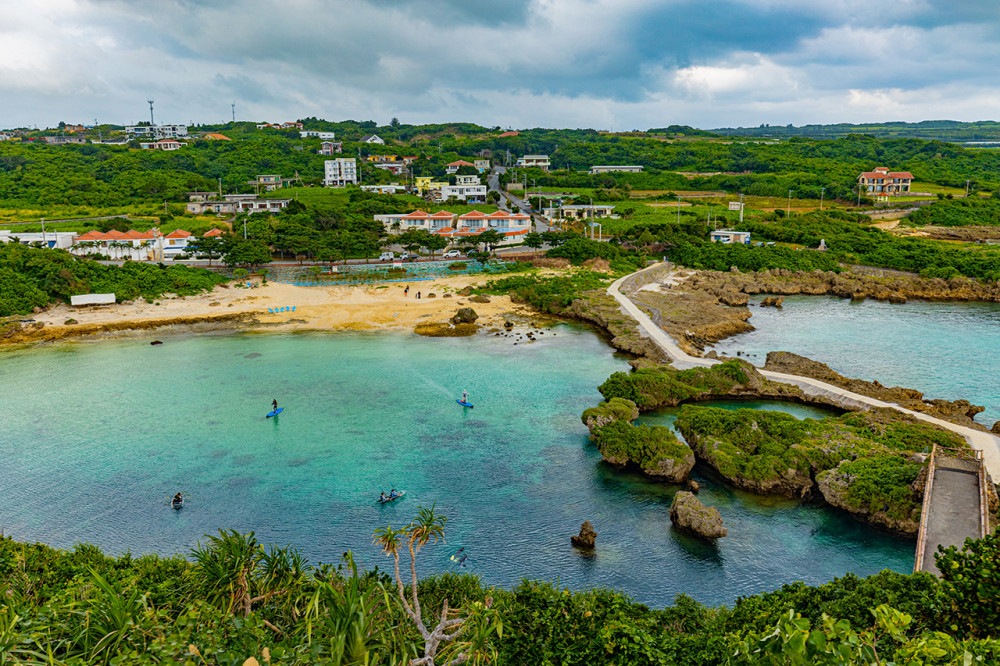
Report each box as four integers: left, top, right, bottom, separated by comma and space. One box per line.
710, 296, 1000, 426
0, 326, 913, 607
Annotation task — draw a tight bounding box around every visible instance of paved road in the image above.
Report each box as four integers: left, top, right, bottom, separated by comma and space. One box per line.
918, 455, 984, 575
608, 263, 1000, 478
488, 167, 555, 233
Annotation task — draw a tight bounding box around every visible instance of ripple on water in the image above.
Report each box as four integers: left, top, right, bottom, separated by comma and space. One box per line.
0, 329, 915, 608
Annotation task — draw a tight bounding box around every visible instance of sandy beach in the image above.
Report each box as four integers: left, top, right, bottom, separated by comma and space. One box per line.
17, 274, 536, 344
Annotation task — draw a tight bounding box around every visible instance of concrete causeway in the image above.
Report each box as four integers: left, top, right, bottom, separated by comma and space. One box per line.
607, 264, 1000, 479
916, 454, 984, 575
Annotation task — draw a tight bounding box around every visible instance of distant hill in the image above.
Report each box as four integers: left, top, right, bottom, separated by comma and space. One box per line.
709, 120, 1000, 143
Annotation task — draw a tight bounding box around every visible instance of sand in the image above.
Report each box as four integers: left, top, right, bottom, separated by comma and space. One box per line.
26, 274, 534, 342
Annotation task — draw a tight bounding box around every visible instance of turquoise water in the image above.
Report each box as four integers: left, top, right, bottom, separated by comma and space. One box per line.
711, 296, 1000, 426
0, 326, 913, 608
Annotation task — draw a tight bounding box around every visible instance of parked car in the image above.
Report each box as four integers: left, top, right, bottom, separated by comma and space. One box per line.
379, 251, 395, 261
399, 252, 417, 261
442, 250, 462, 259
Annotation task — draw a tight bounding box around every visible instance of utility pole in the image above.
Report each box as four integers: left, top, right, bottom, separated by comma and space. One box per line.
232, 101, 236, 123
739, 193, 744, 224
676, 195, 681, 225
147, 98, 155, 126
41, 218, 46, 248
787, 190, 792, 217
820, 187, 825, 211
966, 180, 971, 197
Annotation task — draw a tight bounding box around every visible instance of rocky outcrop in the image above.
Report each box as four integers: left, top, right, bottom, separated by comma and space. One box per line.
582, 398, 639, 432
566, 292, 673, 364
670, 491, 727, 539
759, 296, 785, 307
451, 308, 479, 324
589, 419, 695, 483
712, 290, 749, 307
763, 351, 987, 429
468, 295, 491, 304
816, 461, 922, 535
413, 322, 478, 337
571, 521, 597, 549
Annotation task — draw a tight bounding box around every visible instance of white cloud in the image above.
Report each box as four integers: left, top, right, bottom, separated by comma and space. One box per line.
2, 0, 1000, 129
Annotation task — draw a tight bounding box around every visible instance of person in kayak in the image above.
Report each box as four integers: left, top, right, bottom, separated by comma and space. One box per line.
272, 398, 278, 411
173, 493, 183, 503
380, 492, 387, 502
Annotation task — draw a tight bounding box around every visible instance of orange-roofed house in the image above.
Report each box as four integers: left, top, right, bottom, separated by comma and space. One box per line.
203, 133, 231, 140
858, 167, 913, 199
71, 228, 165, 261
446, 160, 475, 175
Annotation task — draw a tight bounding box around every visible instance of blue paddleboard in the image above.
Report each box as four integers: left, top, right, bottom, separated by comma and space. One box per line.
266, 407, 284, 418
456, 400, 474, 408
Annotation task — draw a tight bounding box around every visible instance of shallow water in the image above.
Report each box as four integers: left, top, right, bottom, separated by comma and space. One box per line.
710, 296, 1000, 426
0, 326, 913, 607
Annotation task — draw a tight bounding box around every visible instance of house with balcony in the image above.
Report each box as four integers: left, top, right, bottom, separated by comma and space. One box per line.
858, 167, 914, 199
474, 159, 491, 173
446, 160, 475, 175
543, 204, 615, 220
126, 124, 188, 139
374, 209, 530, 244
373, 162, 408, 176
300, 130, 336, 140
515, 155, 550, 171
249, 174, 296, 192
324, 158, 358, 187
0, 230, 78, 249
318, 141, 343, 155
140, 138, 183, 151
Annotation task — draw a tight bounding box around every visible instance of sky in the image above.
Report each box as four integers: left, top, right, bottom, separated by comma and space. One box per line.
2, 0, 1000, 131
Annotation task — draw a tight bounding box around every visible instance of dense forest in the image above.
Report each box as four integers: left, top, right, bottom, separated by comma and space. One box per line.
710, 120, 1000, 142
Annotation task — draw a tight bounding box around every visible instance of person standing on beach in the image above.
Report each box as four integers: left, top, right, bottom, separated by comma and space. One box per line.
417, 291, 421, 299
404, 286, 409, 296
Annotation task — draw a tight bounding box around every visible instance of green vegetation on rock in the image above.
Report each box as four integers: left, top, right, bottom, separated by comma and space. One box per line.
598, 359, 777, 410
590, 420, 694, 481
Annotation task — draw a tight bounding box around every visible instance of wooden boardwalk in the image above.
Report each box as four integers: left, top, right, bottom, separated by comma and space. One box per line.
914, 447, 990, 575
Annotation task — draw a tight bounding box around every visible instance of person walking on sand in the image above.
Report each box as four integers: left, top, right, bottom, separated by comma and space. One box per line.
417, 291, 421, 299
404, 286, 409, 296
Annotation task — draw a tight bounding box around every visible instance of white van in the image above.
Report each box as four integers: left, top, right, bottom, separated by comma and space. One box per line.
379, 251, 394, 261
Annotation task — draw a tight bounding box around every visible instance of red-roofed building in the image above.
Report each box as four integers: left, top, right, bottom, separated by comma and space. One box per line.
446, 160, 475, 175
858, 167, 913, 198
203, 228, 224, 237
376, 209, 531, 244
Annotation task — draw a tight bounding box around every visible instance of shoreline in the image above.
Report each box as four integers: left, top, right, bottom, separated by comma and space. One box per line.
1, 274, 537, 347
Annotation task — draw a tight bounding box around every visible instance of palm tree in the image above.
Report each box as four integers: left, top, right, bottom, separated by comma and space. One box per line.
373, 505, 495, 666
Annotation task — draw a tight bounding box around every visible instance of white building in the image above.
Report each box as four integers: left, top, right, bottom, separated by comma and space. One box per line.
360, 134, 385, 144
324, 158, 358, 187
589, 165, 643, 175
710, 230, 751, 245
0, 230, 78, 249
542, 204, 615, 220
375, 209, 531, 244
125, 124, 188, 139
446, 160, 475, 175
515, 155, 550, 171
185, 196, 291, 215
360, 184, 408, 194
300, 130, 336, 140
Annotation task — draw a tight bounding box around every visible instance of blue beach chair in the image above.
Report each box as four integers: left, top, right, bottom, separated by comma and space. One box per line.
267, 308, 273, 314
291, 306, 296, 312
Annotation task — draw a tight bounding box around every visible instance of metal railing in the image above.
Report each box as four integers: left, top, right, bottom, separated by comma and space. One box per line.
913, 445, 939, 573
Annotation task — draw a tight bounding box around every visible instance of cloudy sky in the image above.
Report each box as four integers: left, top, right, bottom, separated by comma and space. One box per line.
2, 0, 998, 130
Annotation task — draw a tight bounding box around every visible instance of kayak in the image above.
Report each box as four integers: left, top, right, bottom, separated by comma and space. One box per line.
171, 499, 183, 510
456, 400, 474, 408
379, 491, 406, 504
266, 407, 284, 418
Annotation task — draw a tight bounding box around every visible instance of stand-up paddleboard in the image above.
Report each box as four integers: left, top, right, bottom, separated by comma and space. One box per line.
266, 407, 284, 418
456, 400, 474, 408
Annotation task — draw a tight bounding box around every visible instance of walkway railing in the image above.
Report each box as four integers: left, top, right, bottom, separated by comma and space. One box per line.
913, 445, 940, 573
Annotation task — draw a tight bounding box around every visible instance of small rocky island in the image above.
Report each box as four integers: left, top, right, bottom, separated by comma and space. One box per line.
670, 491, 727, 539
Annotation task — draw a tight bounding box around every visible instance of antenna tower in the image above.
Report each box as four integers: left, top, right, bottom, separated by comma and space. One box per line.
231, 101, 236, 122
147, 98, 155, 126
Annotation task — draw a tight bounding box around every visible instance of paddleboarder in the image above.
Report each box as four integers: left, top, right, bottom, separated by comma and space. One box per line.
272, 398, 278, 412
462, 390, 468, 403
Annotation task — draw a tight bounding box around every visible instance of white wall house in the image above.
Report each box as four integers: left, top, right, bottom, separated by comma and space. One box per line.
300, 131, 336, 140
710, 230, 751, 245
324, 158, 358, 187
542, 204, 615, 220
446, 160, 475, 175
589, 165, 643, 174
360, 134, 385, 144
126, 124, 188, 139
375, 209, 531, 245
318, 141, 343, 155
515, 155, 550, 171
0, 230, 78, 249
